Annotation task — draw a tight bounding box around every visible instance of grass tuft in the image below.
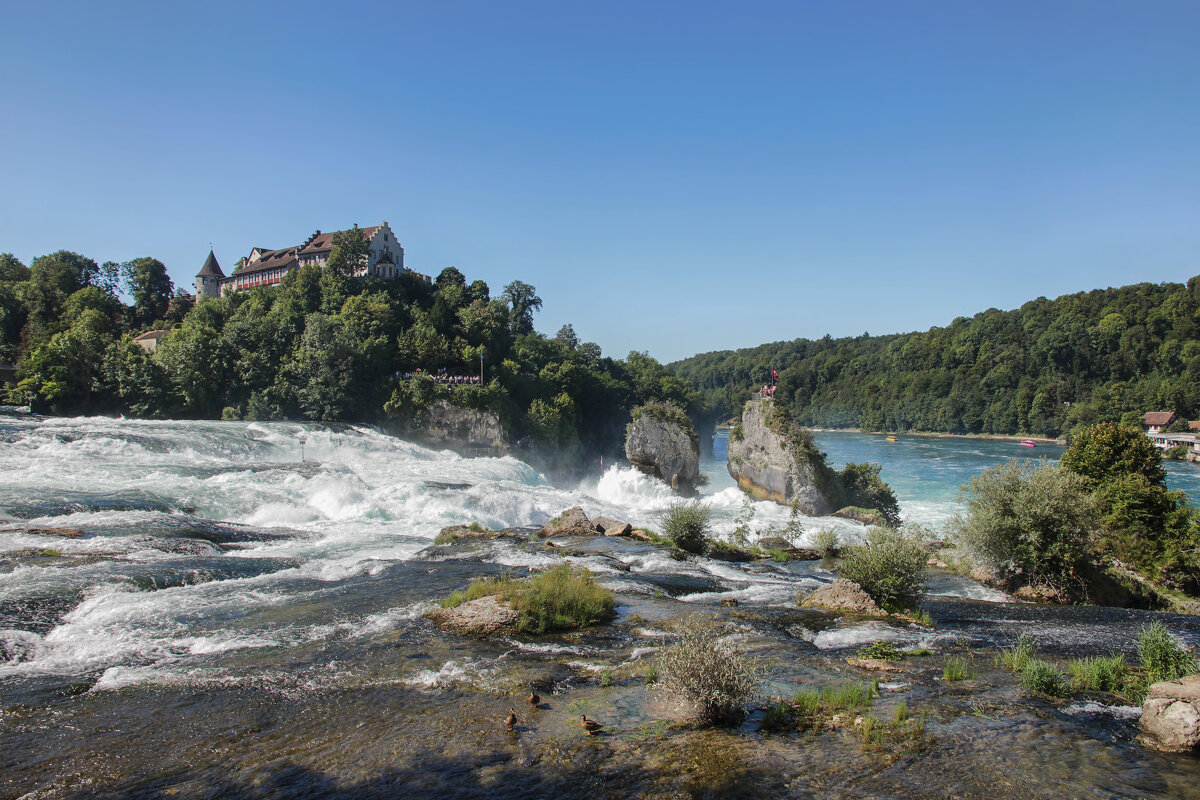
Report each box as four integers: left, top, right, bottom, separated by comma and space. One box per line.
438, 564, 615, 633
1137, 621, 1198, 684
942, 655, 976, 682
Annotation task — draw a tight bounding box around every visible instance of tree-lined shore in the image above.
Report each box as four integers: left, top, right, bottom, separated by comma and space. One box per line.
672, 277, 1200, 439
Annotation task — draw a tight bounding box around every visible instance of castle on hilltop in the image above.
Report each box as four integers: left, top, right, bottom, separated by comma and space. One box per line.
195, 220, 431, 299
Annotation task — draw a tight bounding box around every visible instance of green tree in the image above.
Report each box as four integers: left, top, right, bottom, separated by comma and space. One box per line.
0, 253, 30, 282
121, 257, 174, 327
1060, 422, 1166, 487
326, 225, 370, 278
502, 280, 542, 335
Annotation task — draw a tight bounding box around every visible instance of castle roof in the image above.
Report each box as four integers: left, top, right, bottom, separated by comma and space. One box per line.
235, 247, 299, 276
298, 225, 383, 255
197, 250, 224, 278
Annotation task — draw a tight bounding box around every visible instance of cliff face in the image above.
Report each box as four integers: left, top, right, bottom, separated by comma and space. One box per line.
625, 411, 700, 496
419, 400, 507, 453
726, 398, 834, 515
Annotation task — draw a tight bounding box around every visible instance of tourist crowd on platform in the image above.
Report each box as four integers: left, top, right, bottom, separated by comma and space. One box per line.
397, 369, 483, 385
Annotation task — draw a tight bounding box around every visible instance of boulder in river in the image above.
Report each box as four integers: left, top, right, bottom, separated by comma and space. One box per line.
804, 578, 882, 615
425, 595, 520, 635
625, 403, 700, 496
726, 398, 833, 514
595, 516, 633, 537
1139, 675, 1200, 752
539, 506, 599, 537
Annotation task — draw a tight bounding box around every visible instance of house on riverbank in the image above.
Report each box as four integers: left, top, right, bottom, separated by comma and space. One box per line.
1143, 411, 1178, 434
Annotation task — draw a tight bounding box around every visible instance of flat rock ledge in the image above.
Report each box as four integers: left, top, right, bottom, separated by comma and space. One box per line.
804, 579, 882, 615
1140, 674, 1200, 752
435, 525, 524, 544
846, 657, 904, 672
425, 595, 519, 635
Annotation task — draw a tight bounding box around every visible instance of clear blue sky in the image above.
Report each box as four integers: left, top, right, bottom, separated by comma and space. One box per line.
2, 1, 1198, 363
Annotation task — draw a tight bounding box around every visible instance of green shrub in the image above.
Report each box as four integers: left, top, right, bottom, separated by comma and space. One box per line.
943, 656, 975, 682
1067, 654, 1129, 693
1019, 658, 1069, 697
837, 462, 901, 527
1137, 621, 1198, 684
857, 640, 904, 661
837, 527, 926, 607
949, 461, 1098, 596
439, 564, 615, 633
815, 528, 840, 559
660, 500, 711, 555
657, 617, 763, 725
768, 548, 788, 563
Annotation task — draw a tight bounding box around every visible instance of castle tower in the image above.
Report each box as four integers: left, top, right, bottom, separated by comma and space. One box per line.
195, 250, 224, 299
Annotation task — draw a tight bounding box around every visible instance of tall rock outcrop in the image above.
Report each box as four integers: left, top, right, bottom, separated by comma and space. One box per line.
625, 403, 701, 496
726, 398, 834, 515
419, 400, 507, 454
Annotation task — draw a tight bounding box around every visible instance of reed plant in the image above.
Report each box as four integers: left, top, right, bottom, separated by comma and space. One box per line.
1018, 658, 1069, 697
998, 632, 1036, 672
1067, 654, 1129, 694
1137, 621, 1198, 684
942, 655, 976, 682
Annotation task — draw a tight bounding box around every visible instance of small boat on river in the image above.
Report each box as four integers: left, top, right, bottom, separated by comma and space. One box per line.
1019, 439, 1037, 447
885, 435, 898, 442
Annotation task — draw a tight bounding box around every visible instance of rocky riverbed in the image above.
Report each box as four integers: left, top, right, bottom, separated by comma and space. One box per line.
5, 526, 1200, 799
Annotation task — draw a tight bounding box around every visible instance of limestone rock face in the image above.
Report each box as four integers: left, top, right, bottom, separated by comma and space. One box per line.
421, 400, 507, 452
804, 579, 882, 615
426, 595, 520, 635
540, 506, 599, 537
1140, 675, 1200, 752
726, 399, 833, 515
625, 413, 700, 497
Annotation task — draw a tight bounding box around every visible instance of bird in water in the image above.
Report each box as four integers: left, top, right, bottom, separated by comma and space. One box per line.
505, 708, 517, 731
528, 691, 540, 708
580, 714, 603, 735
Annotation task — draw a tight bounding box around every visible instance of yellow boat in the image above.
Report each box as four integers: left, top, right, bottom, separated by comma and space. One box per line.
885, 435, 898, 442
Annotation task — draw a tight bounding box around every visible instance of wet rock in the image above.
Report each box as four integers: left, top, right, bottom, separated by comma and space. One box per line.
629, 529, 655, 542
425, 595, 520, 635
726, 398, 833, 514
595, 516, 633, 537
625, 405, 700, 496
1140, 675, 1200, 752
833, 507, 883, 525
757, 537, 822, 561
846, 657, 904, 672
434, 524, 522, 544
804, 579, 882, 615
540, 506, 598, 537
21, 528, 86, 539
421, 400, 507, 453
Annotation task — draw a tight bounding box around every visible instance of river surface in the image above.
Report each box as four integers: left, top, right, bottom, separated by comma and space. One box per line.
2, 412, 1199, 799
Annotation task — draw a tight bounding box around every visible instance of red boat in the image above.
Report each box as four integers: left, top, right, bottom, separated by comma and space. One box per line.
1019, 439, 1037, 447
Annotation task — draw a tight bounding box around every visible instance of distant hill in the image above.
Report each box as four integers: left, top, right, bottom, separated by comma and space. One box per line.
671, 277, 1200, 438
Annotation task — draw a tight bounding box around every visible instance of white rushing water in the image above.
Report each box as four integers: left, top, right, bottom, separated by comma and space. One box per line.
0, 413, 998, 686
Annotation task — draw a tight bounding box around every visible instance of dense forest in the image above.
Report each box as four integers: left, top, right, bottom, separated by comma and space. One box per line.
0, 232, 707, 470
672, 277, 1200, 438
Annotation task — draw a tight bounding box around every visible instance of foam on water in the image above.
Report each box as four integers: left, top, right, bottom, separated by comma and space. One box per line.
0, 416, 1027, 687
